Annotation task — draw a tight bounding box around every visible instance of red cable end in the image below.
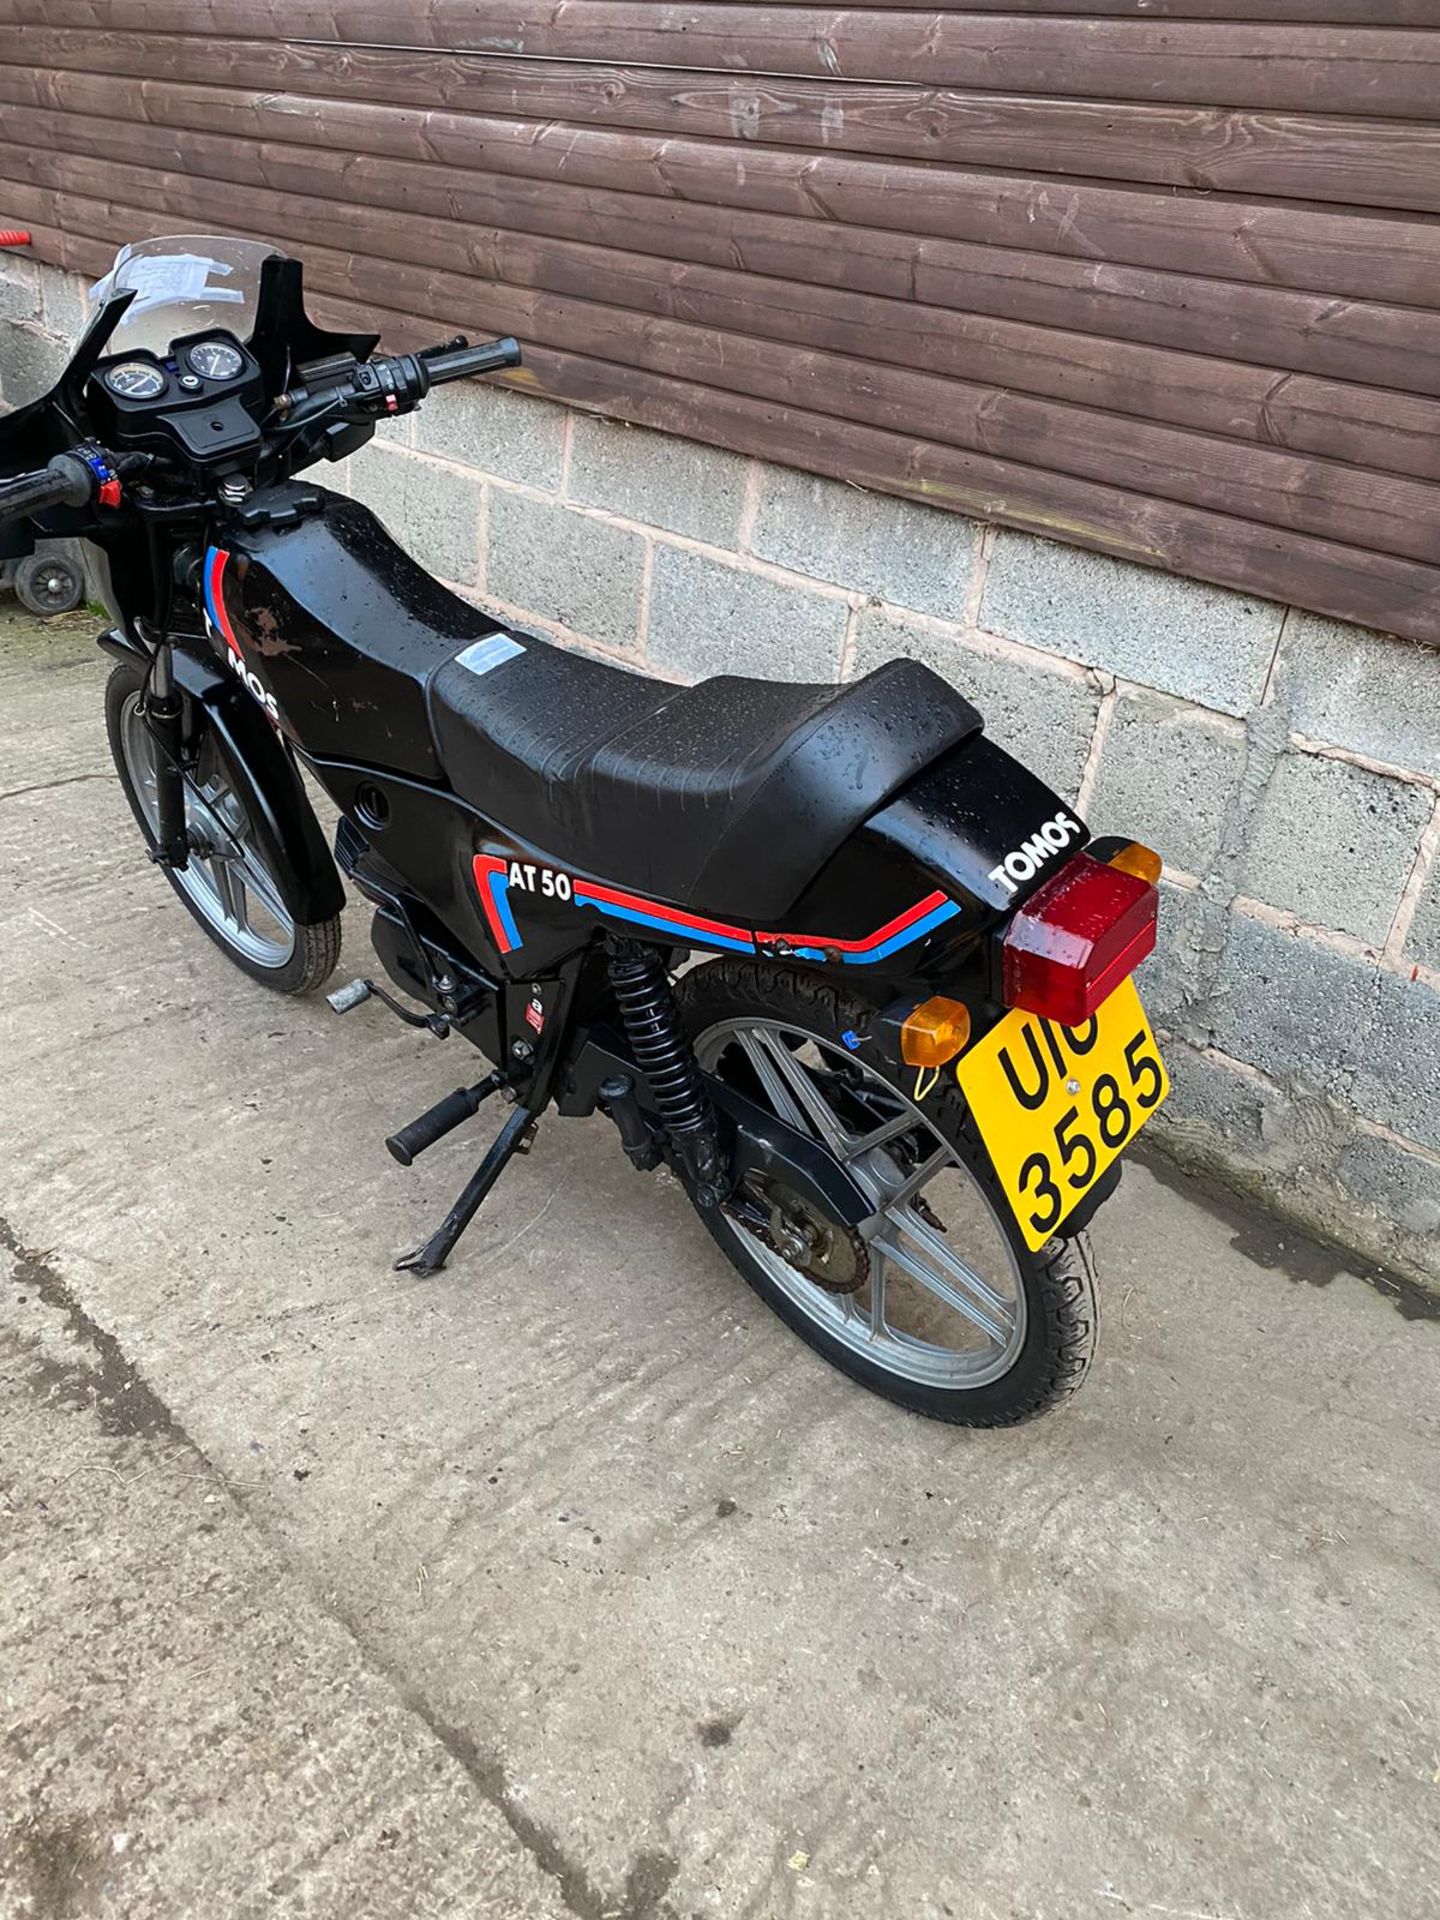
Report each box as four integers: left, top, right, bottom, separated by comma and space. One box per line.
0, 229, 32, 248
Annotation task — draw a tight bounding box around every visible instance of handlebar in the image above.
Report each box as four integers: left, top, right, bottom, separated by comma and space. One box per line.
0, 449, 106, 527
420, 336, 522, 385
282, 336, 522, 432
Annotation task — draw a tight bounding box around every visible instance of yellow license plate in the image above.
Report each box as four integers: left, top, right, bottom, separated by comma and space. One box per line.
955, 978, 1169, 1249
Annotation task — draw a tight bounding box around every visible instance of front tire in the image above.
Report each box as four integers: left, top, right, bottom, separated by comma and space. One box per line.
676, 959, 1099, 1427
105, 661, 341, 995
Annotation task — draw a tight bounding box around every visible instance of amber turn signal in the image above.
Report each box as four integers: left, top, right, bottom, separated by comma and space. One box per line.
1107, 840, 1163, 886
899, 995, 972, 1069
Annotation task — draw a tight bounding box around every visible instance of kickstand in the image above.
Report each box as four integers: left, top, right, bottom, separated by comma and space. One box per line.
393, 1104, 540, 1277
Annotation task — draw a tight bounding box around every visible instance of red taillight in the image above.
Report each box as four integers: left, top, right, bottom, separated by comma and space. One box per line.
1002, 853, 1158, 1024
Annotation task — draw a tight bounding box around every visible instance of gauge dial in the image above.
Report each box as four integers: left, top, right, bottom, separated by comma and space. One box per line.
186, 339, 245, 382
104, 360, 167, 400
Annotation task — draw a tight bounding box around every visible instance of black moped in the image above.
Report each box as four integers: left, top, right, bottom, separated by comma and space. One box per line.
0, 235, 1169, 1425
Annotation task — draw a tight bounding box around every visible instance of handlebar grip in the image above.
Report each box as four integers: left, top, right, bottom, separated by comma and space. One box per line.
0, 451, 99, 527
385, 1083, 490, 1166
421, 336, 522, 386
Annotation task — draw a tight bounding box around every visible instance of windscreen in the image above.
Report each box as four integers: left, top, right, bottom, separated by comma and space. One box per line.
87, 235, 280, 356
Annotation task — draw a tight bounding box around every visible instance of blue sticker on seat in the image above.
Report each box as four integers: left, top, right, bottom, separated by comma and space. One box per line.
454, 634, 525, 677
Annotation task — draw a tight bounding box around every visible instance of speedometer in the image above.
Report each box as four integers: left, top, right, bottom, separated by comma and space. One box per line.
186, 339, 245, 382
104, 360, 167, 400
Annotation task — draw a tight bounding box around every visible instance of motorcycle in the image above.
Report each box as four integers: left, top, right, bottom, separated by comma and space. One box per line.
0, 234, 1169, 1426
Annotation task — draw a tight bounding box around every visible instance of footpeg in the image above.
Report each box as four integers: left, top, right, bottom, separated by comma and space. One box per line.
327, 977, 373, 1014
386, 1072, 505, 1166
325, 975, 449, 1037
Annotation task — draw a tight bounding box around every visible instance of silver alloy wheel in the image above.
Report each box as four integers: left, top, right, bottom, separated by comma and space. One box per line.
694, 1016, 1028, 1389
119, 692, 296, 968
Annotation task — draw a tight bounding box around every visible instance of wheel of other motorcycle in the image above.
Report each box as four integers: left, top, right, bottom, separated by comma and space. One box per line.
677, 958, 1099, 1427
105, 660, 341, 994
14, 547, 85, 616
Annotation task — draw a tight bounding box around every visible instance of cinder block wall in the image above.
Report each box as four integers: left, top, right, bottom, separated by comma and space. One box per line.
6, 256, 1439, 1289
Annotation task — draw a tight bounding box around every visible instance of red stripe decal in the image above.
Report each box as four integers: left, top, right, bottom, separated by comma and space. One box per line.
773, 889, 950, 955
572, 879, 754, 945
206, 548, 241, 658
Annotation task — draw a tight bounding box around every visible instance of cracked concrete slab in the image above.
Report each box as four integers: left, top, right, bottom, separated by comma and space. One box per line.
2, 606, 1439, 1920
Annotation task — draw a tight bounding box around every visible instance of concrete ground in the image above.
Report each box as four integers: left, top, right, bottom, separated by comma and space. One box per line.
1, 602, 1437, 1920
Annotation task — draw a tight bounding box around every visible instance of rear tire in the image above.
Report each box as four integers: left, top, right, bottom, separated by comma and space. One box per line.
105, 660, 341, 995
676, 958, 1099, 1427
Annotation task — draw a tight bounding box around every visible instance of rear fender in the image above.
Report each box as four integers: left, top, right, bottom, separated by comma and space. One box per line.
98, 629, 344, 925
771, 734, 1089, 995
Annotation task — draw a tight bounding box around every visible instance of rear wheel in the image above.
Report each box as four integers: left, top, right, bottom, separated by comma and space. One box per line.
676, 959, 1098, 1426
105, 661, 341, 994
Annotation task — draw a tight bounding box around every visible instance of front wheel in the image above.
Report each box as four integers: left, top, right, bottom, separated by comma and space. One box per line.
676, 959, 1099, 1426
105, 661, 341, 994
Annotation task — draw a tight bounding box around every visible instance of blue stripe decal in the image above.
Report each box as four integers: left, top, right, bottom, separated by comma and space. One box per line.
487, 871, 522, 949
841, 899, 962, 964
585, 897, 756, 953
202, 547, 220, 632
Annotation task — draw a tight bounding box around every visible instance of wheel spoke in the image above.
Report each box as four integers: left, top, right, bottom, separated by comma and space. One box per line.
889, 1144, 952, 1210
842, 1108, 917, 1163
872, 1234, 1013, 1346
752, 1030, 853, 1156
210, 855, 245, 928
735, 1030, 809, 1133
868, 1257, 887, 1338
880, 1202, 1015, 1341
236, 849, 289, 928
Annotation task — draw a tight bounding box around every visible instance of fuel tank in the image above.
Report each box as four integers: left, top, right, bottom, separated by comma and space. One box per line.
208, 483, 506, 778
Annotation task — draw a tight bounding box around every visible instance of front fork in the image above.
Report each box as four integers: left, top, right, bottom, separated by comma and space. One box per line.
144, 641, 191, 871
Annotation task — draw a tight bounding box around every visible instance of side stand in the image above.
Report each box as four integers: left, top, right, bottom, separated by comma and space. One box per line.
393, 1104, 540, 1277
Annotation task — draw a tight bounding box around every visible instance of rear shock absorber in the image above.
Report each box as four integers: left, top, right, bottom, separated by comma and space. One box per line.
605, 938, 729, 1207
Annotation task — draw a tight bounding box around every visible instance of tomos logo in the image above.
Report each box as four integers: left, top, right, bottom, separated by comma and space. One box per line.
225, 642, 279, 722
988, 810, 1082, 898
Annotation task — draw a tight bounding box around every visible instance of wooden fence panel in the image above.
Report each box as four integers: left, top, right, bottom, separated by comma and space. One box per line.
3, 2, 1439, 641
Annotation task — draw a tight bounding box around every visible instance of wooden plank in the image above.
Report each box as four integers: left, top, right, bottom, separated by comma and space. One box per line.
17, 203, 1440, 646
6, 98, 1439, 481
9, 164, 1440, 573
7, 43, 1439, 216
9, 107, 1439, 410
6, 3, 1438, 120
5, 32, 1440, 307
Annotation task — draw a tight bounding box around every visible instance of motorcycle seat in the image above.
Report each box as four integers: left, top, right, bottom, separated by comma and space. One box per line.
428, 633, 981, 922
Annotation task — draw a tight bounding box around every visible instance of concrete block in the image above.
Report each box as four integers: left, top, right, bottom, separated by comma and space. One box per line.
1209, 911, 1378, 1101
1404, 856, 1440, 972
486, 489, 643, 650
646, 546, 847, 682
0, 255, 41, 326
1089, 688, 1246, 878
347, 444, 482, 588
39, 266, 87, 344
982, 533, 1283, 716
0, 324, 70, 407
1134, 879, 1203, 1033
1274, 610, 1440, 780
1152, 1037, 1284, 1163
851, 606, 1097, 800
749, 468, 980, 620
1353, 967, 1440, 1155
1337, 1133, 1440, 1239
417, 379, 567, 491
1241, 750, 1431, 945
567, 414, 749, 547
